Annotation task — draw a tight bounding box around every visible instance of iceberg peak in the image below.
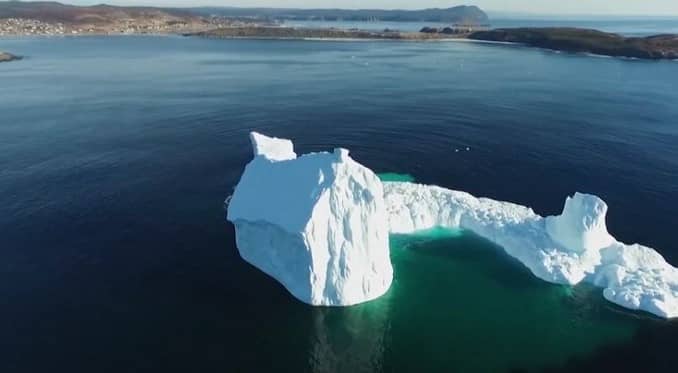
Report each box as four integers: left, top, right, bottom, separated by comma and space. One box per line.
545, 192, 614, 253
334, 147, 350, 161
250, 131, 296, 161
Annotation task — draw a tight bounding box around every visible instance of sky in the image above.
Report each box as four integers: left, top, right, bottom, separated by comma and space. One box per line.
61, 1, 678, 16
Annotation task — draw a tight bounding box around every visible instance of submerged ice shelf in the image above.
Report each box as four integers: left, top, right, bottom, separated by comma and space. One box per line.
227, 132, 678, 318
385, 183, 678, 318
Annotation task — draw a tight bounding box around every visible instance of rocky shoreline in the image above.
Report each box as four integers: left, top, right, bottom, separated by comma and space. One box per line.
0, 51, 21, 62
469, 28, 678, 60
189, 26, 678, 60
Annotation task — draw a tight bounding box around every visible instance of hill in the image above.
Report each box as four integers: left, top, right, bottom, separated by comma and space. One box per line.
190, 5, 489, 24
0, 1, 197, 24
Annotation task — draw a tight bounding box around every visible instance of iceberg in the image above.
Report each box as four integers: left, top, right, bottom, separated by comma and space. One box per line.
384, 183, 678, 318
227, 132, 678, 318
227, 132, 393, 306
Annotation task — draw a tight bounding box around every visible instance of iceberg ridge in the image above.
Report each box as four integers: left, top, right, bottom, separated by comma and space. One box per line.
227, 132, 678, 318
384, 182, 678, 318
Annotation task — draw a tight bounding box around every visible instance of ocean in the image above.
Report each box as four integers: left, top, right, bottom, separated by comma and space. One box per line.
1, 33, 677, 372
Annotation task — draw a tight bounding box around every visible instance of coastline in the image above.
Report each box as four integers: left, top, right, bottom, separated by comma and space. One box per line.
190, 35, 466, 42
187, 26, 471, 41
469, 28, 678, 60
4, 26, 677, 62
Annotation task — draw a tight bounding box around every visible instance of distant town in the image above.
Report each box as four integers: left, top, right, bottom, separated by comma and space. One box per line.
0, 1, 277, 36
0, 17, 261, 36
0, 1, 487, 37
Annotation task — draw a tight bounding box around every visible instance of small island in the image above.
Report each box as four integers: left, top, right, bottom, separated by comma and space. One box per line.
468, 27, 678, 60
0, 51, 21, 62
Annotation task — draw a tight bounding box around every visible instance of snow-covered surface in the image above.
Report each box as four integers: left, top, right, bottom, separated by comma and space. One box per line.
227, 132, 678, 318
227, 132, 392, 306
249, 132, 296, 161
545, 194, 614, 254
384, 183, 678, 318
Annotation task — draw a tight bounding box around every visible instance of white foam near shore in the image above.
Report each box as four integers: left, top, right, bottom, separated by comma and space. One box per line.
228, 132, 678, 318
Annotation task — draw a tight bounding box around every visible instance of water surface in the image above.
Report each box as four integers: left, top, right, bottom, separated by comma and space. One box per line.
1, 36, 677, 372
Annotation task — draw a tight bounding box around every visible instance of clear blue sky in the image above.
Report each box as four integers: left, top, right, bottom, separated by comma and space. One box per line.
61, 1, 678, 16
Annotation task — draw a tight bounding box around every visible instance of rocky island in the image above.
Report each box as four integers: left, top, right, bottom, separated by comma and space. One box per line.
469, 27, 678, 60
0, 51, 20, 62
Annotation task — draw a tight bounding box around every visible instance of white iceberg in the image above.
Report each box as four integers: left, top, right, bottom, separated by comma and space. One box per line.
227, 132, 393, 306
227, 132, 678, 318
384, 183, 678, 318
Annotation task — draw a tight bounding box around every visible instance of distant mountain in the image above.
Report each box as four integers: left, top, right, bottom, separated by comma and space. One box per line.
190, 5, 489, 25
0, 1, 197, 24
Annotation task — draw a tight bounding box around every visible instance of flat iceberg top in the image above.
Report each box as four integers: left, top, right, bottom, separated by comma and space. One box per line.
228, 138, 369, 234
250, 131, 297, 161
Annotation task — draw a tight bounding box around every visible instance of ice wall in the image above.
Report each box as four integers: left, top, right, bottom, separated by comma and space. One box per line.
227, 133, 393, 306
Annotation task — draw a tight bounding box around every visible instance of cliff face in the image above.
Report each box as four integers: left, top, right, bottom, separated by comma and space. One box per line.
469, 28, 678, 60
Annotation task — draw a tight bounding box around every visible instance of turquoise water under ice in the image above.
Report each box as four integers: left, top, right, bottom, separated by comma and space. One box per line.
362, 175, 645, 372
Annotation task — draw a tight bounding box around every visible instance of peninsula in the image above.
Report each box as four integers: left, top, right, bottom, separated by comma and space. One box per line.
191, 25, 678, 60
0, 1, 487, 36
189, 26, 472, 41
0, 51, 20, 62
469, 27, 678, 60
0, 1, 256, 35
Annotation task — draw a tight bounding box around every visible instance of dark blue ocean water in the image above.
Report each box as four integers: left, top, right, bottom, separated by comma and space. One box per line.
1, 36, 678, 372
